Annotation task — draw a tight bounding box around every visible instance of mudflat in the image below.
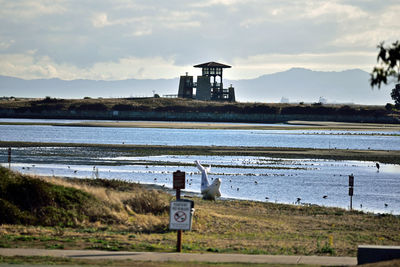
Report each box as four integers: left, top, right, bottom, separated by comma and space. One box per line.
1, 120, 400, 131
1, 141, 399, 164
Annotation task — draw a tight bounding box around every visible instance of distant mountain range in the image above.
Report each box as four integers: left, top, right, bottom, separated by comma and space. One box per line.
0, 68, 395, 105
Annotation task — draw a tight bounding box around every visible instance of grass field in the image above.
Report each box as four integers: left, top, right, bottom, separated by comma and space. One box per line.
1, 166, 399, 259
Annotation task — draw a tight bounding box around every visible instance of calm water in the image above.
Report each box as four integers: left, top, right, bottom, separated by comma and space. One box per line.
0, 124, 399, 150
3, 154, 399, 214
1, 120, 399, 214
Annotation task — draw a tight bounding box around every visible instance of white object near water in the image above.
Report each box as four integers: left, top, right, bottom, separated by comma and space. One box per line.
195, 160, 221, 200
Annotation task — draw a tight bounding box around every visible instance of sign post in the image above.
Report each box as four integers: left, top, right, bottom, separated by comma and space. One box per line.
169, 200, 194, 231
173, 170, 185, 200
348, 174, 354, 210
172, 170, 186, 252
8, 147, 11, 169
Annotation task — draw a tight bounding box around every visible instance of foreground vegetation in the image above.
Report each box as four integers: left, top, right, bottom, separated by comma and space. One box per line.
1, 166, 399, 258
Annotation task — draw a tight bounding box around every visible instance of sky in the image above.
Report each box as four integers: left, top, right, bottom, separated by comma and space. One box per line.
0, 0, 399, 81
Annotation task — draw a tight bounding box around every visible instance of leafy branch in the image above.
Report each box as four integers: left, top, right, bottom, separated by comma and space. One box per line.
370, 41, 400, 88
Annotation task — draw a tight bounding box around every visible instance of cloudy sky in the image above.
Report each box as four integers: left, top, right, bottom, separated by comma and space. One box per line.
0, 0, 399, 81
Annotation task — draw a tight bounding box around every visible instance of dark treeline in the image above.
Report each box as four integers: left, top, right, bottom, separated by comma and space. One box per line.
0, 96, 397, 118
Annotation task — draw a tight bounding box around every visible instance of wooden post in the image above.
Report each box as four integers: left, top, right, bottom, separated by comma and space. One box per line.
8, 147, 11, 169
177, 229, 182, 252
173, 171, 185, 253
176, 187, 182, 252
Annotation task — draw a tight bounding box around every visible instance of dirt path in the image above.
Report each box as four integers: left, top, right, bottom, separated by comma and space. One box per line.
0, 248, 357, 266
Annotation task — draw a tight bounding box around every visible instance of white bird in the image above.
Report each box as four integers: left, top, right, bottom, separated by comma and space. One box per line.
195, 160, 221, 200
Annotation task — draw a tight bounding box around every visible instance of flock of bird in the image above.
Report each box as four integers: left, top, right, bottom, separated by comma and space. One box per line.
18, 161, 389, 208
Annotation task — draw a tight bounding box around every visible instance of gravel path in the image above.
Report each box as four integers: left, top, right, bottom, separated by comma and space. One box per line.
0, 248, 357, 266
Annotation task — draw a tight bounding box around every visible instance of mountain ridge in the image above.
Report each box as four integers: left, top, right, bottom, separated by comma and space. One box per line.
0, 68, 394, 105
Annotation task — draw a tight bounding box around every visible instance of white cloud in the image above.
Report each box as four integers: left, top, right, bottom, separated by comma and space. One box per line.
91, 13, 110, 28
0, 39, 14, 50
0, 0, 66, 20
302, 1, 368, 20
191, 0, 244, 8
0, 0, 398, 81
91, 9, 202, 35
0, 51, 191, 80
329, 4, 400, 48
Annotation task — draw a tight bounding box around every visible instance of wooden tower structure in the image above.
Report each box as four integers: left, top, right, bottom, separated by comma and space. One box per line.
177, 61, 235, 102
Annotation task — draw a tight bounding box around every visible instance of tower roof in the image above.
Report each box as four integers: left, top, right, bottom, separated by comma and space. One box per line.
193, 62, 231, 68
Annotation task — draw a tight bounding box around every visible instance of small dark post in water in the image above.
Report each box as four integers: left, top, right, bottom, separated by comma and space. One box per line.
173, 170, 186, 252
349, 174, 354, 210
8, 147, 11, 169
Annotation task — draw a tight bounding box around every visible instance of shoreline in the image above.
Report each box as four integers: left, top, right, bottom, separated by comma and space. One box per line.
1, 119, 400, 131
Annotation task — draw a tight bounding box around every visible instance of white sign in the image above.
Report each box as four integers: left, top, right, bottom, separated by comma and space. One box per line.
169, 200, 193, 231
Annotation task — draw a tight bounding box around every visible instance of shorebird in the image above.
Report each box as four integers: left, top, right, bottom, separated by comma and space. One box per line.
376, 163, 380, 171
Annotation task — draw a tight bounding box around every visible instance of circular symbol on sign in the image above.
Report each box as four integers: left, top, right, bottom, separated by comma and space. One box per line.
174, 211, 187, 222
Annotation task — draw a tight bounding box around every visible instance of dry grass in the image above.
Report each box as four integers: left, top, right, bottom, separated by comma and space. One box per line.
38, 176, 172, 231
1, 170, 399, 257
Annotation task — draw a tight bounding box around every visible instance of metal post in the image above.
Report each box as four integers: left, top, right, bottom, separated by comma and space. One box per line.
349, 174, 354, 211
350, 195, 353, 210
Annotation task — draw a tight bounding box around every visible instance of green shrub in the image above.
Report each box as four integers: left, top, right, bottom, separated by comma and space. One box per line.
69, 103, 108, 111
337, 105, 356, 116
37, 97, 65, 104
112, 104, 136, 111
385, 103, 394, 111
0, 166, 96, 226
